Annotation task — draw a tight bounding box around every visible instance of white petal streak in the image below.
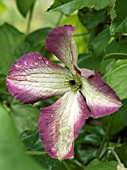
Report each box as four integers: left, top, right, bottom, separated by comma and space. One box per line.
39, 91, 90, 160
81, 72, 121, 118
6, 53, 71, 104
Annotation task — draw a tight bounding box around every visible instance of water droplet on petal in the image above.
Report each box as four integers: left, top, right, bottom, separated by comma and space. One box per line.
38, 56, 42, 60
60, 50, 63, 54
24, 61, 28, 66
51, 148, 56, 152
45, 60, 49, 65
34, 62, 38, 65
15, 64, 21, 68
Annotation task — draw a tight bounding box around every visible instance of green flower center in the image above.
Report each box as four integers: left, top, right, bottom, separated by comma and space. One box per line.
68, 74, 82, 91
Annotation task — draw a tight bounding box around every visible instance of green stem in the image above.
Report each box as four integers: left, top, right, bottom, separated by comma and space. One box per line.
74, 32, 89, 37
108, 147, 121, 164
95, 113, 116, 159
55, 13, 64, 27
100, 147, 121, 164
26, 151, 46, 156
65, 159, 85, 169
26, 4, 34, 34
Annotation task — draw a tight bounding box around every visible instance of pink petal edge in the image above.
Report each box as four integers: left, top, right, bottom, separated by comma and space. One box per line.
81, 71, 122, 118
38, 91, 91, 160
46, 25, 78, 71
6, 52, 71, 104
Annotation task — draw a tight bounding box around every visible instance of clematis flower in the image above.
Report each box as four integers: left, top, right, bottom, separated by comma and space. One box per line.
6, 25, 121, 160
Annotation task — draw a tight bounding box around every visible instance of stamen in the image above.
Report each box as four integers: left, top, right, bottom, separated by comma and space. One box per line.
69, 80, 76, 86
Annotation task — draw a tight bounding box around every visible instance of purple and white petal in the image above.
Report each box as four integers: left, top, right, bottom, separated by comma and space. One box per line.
74, 66, 95, 78
46, 25, 78, 72
38, 91, 91, 160
6, 52, 72, 104
80, 68, 95, 78
81, 72, 122, 118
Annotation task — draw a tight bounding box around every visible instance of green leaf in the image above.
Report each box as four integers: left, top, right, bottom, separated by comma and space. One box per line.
109, 0, 116, 21
110, 0, 127, 34
105, 53, 127, 60
10, 100, 40, 134
114, 144, 127, 167
26, 27, 52, 51
0, 1, 7, 15
65, 159, 85, 170
22, 132, 40, 150
94, 0, 110, 10
22, 134, 71, 170
104, 38, 127, 59
85, 159, 117, 170
117, 99, 127, 127
104, 59, 127, 100
100, 59, 116, 75
33, 155, 68, 170
83, 134, 101, 146
100, 111, 124, 135
48, 0, 101, 15
107, 144, 127, 168
76, 133, 101, 146
0, 104, 42, 170
78, 8, 108, 31
75, 144, 97, 165
75, 125, 105, 146
0, 23, 24, 75
0, 73, 6, 93
78, 54, 102, 71
16, 0, 36, 17
0, 23, 34, 75
89, 28, 110, 57
14, 41, 33, 58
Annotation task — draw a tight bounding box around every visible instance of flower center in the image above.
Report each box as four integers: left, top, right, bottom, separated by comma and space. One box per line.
69, 80, 76, 86
68, 74, 82, 91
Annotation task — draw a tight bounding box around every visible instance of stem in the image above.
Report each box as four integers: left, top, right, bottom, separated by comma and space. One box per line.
95, 113, 116, 159
3, 101, 11, 112
26, 4, 34, 34
74, 32, 89, 37
100, 147, 121, 164
108, 147, 121, 164
65, 159, 85, 169
55, 13, 64, 27
26, 151, 46, 156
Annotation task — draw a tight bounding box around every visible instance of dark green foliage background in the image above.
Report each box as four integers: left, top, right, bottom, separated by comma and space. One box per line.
0, 0, 127, 169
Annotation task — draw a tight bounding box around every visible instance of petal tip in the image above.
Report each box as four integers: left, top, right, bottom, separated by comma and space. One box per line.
81, 71, 122, 118
46, 25, 75, 56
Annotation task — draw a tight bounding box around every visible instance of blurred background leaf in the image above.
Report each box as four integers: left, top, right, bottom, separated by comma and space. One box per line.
0, 104, 43, 170
104, 37, 127, 59
84, 159, 117, 170
10, 99, 40, 134
0, 1, 7, 15
110, 0, 127, 35
0, 23, 25, 75
0, 0, 127, 169
78, 53, 101, 71
16, 0, 36, 17
48, 0, 101, 15
104, 59, 127, 100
